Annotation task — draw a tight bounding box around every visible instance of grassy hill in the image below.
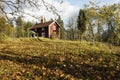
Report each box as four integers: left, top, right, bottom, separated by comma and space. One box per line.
0, 38, 120, 80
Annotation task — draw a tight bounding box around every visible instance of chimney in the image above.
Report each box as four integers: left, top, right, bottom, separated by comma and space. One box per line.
41, 16, 46, 23
41, 16, 43, 23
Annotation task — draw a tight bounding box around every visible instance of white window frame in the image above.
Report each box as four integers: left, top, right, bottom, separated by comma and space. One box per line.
42, 27, 45, 31
35, 29, 37, 31
42, 32, 45, 37
52, 31, 57, 38
53, 25, 56, 30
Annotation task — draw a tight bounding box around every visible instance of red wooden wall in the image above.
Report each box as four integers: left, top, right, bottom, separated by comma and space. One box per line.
49, 22, 60, 39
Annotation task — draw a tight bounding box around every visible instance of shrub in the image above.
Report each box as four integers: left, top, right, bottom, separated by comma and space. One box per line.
0, 33, 9, 41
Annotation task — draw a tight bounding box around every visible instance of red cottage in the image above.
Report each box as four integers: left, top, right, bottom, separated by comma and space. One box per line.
30, 19, 61, 39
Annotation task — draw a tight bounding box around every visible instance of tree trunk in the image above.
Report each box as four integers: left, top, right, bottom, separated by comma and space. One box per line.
88, 22, 95, 42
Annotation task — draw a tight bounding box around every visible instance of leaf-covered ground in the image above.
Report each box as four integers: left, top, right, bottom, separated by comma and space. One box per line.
0, 38, 120, 80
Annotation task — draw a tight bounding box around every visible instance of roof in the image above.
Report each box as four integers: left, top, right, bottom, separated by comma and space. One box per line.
30, 21, 54, 29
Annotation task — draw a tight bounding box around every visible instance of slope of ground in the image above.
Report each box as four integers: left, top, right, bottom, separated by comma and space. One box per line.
0, 38, 120, 80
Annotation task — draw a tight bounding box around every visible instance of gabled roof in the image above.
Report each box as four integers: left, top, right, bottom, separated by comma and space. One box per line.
30, 21, 54, 29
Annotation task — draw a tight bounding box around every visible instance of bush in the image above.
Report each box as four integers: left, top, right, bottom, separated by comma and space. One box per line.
0, 33, 9, 41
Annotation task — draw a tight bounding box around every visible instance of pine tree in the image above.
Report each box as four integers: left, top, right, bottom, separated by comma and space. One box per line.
15, 16, 24, 37
77, 9, 87, 41
24, 21, 33, 37
56, 16, 65, 39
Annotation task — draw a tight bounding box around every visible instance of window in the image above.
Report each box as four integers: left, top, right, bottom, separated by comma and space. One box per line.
53, 25, 56, 30
42, 27, 44, 31
52, 32, 56, 38
42, 32, 45, 37
35, 29, 37, 31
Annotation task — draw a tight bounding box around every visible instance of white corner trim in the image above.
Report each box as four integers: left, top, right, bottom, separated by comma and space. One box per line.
49, 21, 55, 27
48, 25, 50, 38
48, 22, 55, 38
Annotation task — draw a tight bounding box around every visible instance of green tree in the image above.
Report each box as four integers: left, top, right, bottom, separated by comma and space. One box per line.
87, 1, 120, 45
85, 7, 97, 42
0, 17, 15, 40
0, 17, 6, 33
15, 16, 24, 37
99, 4, 120, 45
56, 16, 65, 39
24, 21, 33, 37
77, 9, 87, 41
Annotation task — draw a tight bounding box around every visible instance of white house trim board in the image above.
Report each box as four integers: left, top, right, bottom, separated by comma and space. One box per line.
49, 21, 55, 27
48, 21, 55, 38
48, 25, 50, 38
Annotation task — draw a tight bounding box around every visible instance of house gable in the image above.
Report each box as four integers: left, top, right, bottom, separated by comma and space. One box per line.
49, 21, 60, 39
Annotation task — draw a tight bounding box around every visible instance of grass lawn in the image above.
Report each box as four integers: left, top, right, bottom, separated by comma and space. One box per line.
0, 38, 120, 80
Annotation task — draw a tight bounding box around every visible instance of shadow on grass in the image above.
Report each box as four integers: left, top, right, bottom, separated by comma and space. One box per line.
0, 50, 119, 79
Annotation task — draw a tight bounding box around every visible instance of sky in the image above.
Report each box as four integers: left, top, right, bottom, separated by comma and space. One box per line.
23, 0, 120, 26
